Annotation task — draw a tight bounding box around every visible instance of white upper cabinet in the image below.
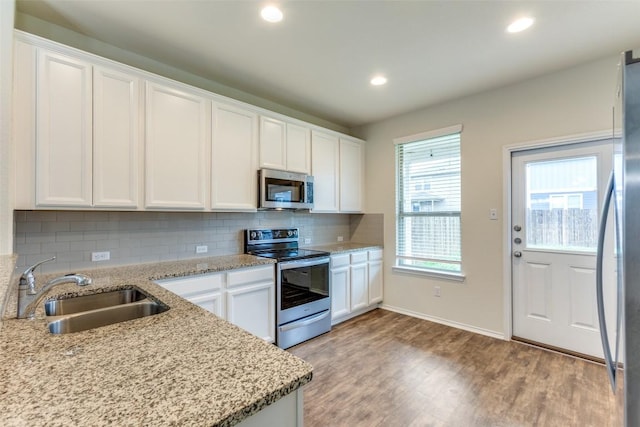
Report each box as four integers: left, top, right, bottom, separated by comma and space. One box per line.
211, 102, 258, 210
93, 65, 141, 208
36, 49, 93, 207
286, 122, 311, 174
311, 130, 339, 212
14, 32, 365, 213
339, 138, 364, 212
259, 116, 311, 174
14, 40, 37, 209
259, 116, 287, 171
145, 81, 209, 209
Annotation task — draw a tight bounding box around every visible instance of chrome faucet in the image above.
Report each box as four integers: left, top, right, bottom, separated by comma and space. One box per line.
17, 257, 93, 319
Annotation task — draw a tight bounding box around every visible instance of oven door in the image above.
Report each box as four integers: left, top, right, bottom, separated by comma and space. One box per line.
277, 257, 330, 325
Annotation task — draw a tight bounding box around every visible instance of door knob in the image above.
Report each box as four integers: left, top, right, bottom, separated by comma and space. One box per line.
513, 251, 522, 258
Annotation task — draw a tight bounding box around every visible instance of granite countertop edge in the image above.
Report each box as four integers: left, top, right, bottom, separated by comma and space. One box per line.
0, 254, 311, 427
305, 242, 383, 254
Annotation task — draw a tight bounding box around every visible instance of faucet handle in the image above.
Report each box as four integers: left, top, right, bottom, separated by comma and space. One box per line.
20, 256, 56, 293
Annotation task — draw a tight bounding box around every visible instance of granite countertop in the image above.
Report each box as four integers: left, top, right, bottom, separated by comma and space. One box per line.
305, 242, 383, 254
0, 255, 313, 427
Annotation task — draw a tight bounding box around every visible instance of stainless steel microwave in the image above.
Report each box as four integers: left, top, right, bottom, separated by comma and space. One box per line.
258, 168, 314, 210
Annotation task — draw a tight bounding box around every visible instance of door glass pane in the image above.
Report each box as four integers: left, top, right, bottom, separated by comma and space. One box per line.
525, 156, 598, 252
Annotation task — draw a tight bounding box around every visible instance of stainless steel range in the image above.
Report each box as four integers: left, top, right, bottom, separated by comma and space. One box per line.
245, 228, 331, 349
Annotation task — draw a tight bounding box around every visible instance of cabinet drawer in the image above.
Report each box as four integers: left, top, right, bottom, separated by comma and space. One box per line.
331, 254, 350, 268
156, 273, 223, 297
227, 265, 274, 288
350, 251, 368, 264
368, 249, 383, 261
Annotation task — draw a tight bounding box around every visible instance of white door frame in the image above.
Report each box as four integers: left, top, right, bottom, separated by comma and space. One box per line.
501, 129, 612, 340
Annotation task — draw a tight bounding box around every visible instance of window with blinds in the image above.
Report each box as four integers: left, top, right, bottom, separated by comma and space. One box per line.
395, 128, 461, 273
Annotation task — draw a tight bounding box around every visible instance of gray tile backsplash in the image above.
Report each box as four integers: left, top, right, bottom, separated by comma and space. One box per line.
14, 210, 383, 274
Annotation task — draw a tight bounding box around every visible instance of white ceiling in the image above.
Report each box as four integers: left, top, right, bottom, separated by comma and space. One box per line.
15, 0, 640, 129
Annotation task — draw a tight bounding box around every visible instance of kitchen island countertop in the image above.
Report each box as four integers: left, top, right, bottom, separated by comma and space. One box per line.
0, 255, 312, 427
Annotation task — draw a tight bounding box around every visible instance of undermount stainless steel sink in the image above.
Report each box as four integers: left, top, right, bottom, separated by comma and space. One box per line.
45, 288, 148, 316
45, 287, 169, 334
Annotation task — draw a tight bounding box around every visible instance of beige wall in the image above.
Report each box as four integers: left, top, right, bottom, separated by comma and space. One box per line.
0, 0, 15, 255
354, 56, 619, 336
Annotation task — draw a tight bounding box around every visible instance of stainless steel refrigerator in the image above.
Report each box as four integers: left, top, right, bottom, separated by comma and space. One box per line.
597, 48, 640, 426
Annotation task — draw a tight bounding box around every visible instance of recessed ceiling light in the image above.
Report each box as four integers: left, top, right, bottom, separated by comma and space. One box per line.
261, 5, 283, 23
370, 76, 387, 86
506, 17, 534, 33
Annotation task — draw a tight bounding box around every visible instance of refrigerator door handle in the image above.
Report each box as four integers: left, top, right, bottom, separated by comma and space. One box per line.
596, 170, 617, 392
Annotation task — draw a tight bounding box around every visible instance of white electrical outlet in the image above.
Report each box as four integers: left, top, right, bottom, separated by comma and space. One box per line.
337, 236, 344, 242
304, 238, 311, 245
434, 286, 441, 297
91, 251, 110, 262
196, 245, 208, 254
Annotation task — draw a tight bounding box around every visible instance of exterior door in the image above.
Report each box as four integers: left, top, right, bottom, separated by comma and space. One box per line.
511, 140, 616, 358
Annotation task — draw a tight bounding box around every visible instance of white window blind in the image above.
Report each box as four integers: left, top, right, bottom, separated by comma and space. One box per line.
395, 129, 461, 272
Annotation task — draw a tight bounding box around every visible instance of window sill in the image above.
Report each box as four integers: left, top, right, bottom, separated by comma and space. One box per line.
392, 265, 466, 282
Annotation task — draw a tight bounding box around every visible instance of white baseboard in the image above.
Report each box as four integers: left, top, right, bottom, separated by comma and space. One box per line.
379, 303, 507, 341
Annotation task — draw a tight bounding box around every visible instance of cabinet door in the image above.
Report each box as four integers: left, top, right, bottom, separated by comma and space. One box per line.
36, 49, 92, 207
212, 102, 258, 210
145, 81, 208, 209
93, 65, 141, 208
14, 40, 37, 209
155, 273, 225, 316
331, 266, 350, 320
311, 130, 339, 212
226, 282, 275, 343
350, 262, 368, 311
286, 123, 311, 174
339, 138, 364, 212
259, 116, 286, 171
190, 292, 224, 318
368, 259, 383, 305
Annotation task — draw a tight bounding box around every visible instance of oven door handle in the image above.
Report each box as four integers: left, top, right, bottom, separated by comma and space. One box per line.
279, 310, 330, 332
278, 257, 330, 270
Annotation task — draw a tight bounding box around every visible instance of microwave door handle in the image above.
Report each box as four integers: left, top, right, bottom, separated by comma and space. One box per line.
596, 170, 617, 392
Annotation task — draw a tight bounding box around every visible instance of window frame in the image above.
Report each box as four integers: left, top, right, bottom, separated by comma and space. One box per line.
393, 125, 465, 281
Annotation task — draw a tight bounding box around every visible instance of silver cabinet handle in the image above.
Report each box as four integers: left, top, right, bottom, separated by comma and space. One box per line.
513, 251, 522, 258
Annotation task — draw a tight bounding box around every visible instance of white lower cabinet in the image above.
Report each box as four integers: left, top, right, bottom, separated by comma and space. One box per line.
155, 272, 224, 317
226, 266, 275, 343
330, 249, 383, 325
349, 251, 368, 312
155, 265, 275, 343
330, 255, 350, 320
368, 249, 384, 304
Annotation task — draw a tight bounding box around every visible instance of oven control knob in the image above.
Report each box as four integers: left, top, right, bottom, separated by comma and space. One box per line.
293, 230, 298, 237
287, 230, 293, 237
250, 231, 257, 239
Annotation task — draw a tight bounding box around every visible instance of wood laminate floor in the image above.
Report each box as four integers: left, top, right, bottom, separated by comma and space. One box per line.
289, 309, 623, 427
